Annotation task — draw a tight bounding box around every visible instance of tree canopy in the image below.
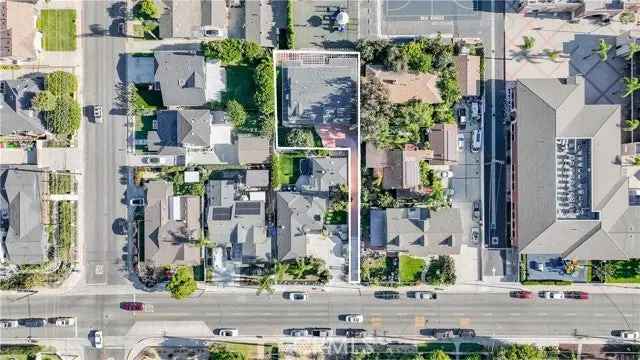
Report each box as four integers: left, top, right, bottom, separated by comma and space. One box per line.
427, 350, 451, 360
134, 0, 160, 20
49, 95, 81, 136
493, 344, 551, 360
226, 100, 247, 129
425, 255, 456, 285
209, 345, 245, 360
286, 128, 315, 147
32, 90, 56, 112
46, 71, 78, 96
166, 266, 198, 300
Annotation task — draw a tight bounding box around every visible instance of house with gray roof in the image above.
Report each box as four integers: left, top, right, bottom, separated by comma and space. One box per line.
154, 51, 225, 107
1, 168, 47, 265
370, 207, 463, 256
159, 0, 227, 39
513, 75, 640, 260
244, 0, 282, 47
276, 191, 328, 260
237, 134, 270, 165
297, 156, 347, 192
0, 77, 46, 138
144, 180, 202, 266
278, 52, 358, 127
206, 180, 270, 263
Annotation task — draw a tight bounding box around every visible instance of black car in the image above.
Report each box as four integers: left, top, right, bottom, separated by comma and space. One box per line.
433, 329, 456, 339
343, 328, 366, 338
374, 290, 400, 300
309, 328, 332, 337
21, 318, 47, 327
459, 329, 476, 338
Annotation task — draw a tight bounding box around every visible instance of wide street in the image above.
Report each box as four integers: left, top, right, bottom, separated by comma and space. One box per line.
0, 291, 638, 342
82, 0, 130, 286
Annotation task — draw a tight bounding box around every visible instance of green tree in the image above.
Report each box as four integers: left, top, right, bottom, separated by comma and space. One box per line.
201, 39, 244, 65
286, 128, 315, 147
623, 77, 640, 97
32, 90, 56, 112
226, 100, 247, 129
286, 0, 296, 49
166, 266, 198, 300
545, 49, 561, 62
620, 11, 635, 24
256, 274, 275, 295
376, 191, 398, 208
419, 160, 433, 187
427, 350, 450, 360
425, 255, 456, 286
49, 95, 81, 136
46, 71, 77, 96
403, 40, 433, 73
242, 41, 266, 64
384, 46, 409, 72
356, 39, 391, 64
625, 119, 640, 143
521, 36, 535, 51
134, 0, 160, 20
464, 354, 482, 360
254, 59, 275, 137
626, 42, 640, 60
360, 76, 393, 146
291, 258, 313, 279
634, 156, 640, 166
209, 344, 245, 360
273, 261, 289, 284
596, 39, 612, 62
494, 344, 547, 360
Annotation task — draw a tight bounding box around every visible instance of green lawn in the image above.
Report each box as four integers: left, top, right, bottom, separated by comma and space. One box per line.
224, 66, 257, 110
606, 259, 640, 283
399, 255, 426, 283
459, 343, 486, 353
135, 85, 163, 110
277, 154, 302, 185
37, 10, 77, 51
417, 343, 456, 353
218, 342, 274, 359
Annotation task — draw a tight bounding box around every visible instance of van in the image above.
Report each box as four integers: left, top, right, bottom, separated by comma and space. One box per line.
471, 129, 482, 153
471, 102, 480, 119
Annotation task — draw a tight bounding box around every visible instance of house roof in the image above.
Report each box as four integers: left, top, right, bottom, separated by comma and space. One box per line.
0, 77, 46, 136
368, 146, 432, 190
276, 192, 327, 261
1, 168, 47, 265
516, 76, 640, 260
176, 109, 212, 147
365, 142, 389, 168
370, 207, 463, 256
281, 55, 358, 127
245, 169, 269, 188
206, 179, 235, 208
0, 0, 38, 59
430, 123, 459, 165
365, 65, 442, 104
454, 55, 480, 97
154, 51, 209, 106
237, 134, 270, 164
244, 0, 275, 47
159, 0, 227, 39
300, 157, 348, 192
144, 180, 201, 266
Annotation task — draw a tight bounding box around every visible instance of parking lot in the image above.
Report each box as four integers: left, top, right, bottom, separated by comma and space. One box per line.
293, 0, 360, 49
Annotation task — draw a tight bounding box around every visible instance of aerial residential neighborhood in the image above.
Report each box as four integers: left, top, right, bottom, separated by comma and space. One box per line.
2, 0, 640, 359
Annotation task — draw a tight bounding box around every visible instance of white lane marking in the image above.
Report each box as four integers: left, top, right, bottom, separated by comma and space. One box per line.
566, 313, 576, 317
594, 313, 604, 317
538, 313, 548, 316
483, 313, 494, 316
509, 313, 520, 316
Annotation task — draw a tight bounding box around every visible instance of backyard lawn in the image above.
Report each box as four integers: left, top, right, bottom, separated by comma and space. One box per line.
399, 255, 426, 283
134, 85, 163, 111
606, 259, 640, 283
277, 153, 302, 185
37, 10, 77, 51
224, 66, 257, 109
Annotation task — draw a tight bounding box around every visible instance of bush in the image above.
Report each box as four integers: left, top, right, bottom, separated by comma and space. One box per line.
46, 71, 77, 96
0, 345, 43, 355
166, 266, 198, 300
226, 100, 247, 129
521, 280, 572, 285
425, 255, 456, 285
286, 128, 315, 147
356, 39, 391, 64
286, 0, 295, 49
254, 59, 275, 137
32, 90, 57, 112
201, 39, 245, 65
49, 95, 81, 136
133, 0, 160, 20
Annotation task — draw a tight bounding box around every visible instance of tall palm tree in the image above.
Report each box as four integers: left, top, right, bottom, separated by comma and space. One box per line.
625, 119, 640, 142
623, 77, 640, 97
626, 42, 640, 61
256, 274, 275, 295
272, 261, 289, 284
596, 39, 612, 62
292, 258, 312, 279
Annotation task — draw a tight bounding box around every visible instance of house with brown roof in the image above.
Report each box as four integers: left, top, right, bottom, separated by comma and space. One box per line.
454, 55, 480, 97
365, 142, 433, 190
0, 0, 41, 61
430, 123, 459, 165
365, 65, 442, 104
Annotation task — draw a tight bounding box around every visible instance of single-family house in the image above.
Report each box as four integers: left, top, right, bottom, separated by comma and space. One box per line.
237, 134, 270, 165
0, 0, 41, 61
365, 65, 441, 104
430, 123, 459, 165
365, 142, 433, 190
159, 0, 228, 39
0, 76, 46, 138
454, 55, 480, 97
297, 156, 348, 192
276, 191, 328, 260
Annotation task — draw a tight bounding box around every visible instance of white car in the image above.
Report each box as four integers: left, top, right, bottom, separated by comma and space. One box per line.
344, 314, 363, 323
620, 330, 640, 340
543, 291, 564, 300
415, 291, 437, 300
55, 317, 75, 327
288, 292, 307, 301
129, 198, 145, 207
93, 330, 103, 349
216, 328, 238, 337
93, 105, 103, 123
457, 133, 465, 152
0, 320, 19, 328
471, 129, 482, 153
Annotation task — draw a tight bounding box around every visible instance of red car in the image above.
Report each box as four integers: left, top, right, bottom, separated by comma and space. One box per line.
120, 302, 144, 311
512, 290, 534, 299
567, 291, 589, 300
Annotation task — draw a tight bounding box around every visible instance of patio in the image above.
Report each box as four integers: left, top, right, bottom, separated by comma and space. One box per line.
293, 0, 359, 49
527, 255, 588, 282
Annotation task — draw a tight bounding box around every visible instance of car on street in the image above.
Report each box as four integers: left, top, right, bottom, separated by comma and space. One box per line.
472, 200, 481, 221
288, 328, 309, 337
93, 330, 103, 349
566, 291, 589, 300
414, 291, 437, 300
93, 105, 103, 123
343, 314, 363, 323
343, 328, 366, 338
129, 198, 145, 207
120, 302, 145, 311
374, 290, 400, 300
457, 107, 467, 129
457, 133, 465, 152
288, 292, 307, 301
471, 129, 482, 153
309, 328, 331, 337
433, 329, 456, 339
616, 330, 640, 340
54, 317, 75, 327
21, 318, 47, 327
511, 290, 534, 299
0, 319, 19, 328
471, 227, 480, 244
459, 329, 476, 338
142, 157, 169, 165
215, 328, 238, 337
543, 291, 565, 300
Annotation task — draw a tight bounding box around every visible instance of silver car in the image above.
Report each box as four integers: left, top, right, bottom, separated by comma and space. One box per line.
0, 320, 19, 328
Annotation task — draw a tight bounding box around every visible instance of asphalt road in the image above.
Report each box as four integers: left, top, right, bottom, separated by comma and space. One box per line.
1, 292, 638, 341
82, 0, 129, 286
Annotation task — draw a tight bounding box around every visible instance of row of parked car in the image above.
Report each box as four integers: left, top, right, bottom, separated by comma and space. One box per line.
511, 290, 589, 300
0, 317, 75, 329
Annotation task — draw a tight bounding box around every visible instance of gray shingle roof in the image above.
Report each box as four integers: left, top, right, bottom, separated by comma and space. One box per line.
1, 169, 47, 265
154, 52, 207, 106
0, 78, 46, 136
516, 76, 640, 260
245, 169, 269, 188
244, 0, 275, 47
176, 109, 212, 147
237, 135, 270, 164
276, 192, 327, 261
300, 157, 347, 192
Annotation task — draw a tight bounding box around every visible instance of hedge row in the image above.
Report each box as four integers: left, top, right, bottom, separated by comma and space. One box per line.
521, 280, 572, 286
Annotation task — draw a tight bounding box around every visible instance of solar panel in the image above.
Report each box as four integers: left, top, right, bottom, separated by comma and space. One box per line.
235, 201, 261, 216
211, 207, 232, 221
